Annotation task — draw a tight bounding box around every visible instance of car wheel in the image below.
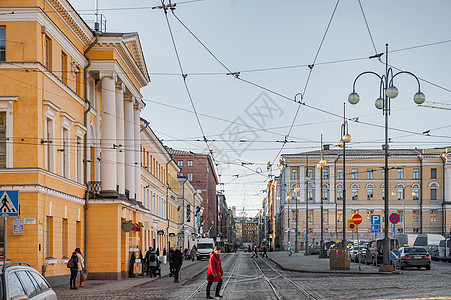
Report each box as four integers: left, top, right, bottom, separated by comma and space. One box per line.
426, 265, 431, 270
400, 265, 404, 270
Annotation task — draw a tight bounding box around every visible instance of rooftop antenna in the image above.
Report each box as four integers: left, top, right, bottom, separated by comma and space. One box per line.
94, 0, 100, 32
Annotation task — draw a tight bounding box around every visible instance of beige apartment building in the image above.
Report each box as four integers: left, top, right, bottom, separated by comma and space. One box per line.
276, 148, 451, 250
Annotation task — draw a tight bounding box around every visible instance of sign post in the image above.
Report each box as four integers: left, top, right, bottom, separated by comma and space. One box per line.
0, 191, 20, 264
352, 214, 362, 271
389, 213, 400, 260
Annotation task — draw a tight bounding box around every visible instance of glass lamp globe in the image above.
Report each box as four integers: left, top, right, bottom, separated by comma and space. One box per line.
338, 139, 344, 148
342, 134, 351, 143
413, 92, 425, 104
348, 92, 360, 105
375, 97, 384, 109
386, 86, 398, 98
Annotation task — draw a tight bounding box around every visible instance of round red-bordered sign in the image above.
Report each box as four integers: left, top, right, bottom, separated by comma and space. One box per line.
389, 213, 400, 224
352, 214, 362, 225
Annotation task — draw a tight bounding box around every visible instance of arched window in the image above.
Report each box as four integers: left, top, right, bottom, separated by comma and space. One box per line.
366, 183, 374, 200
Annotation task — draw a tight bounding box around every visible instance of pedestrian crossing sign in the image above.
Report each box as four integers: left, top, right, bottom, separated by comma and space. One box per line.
0, 191, 19, 217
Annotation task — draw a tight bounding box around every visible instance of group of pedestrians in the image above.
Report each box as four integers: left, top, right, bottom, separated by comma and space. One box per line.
68, 248, 85, 290
250, 245, 268, 258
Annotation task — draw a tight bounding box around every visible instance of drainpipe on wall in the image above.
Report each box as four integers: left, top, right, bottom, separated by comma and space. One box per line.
415, 151, 423, 234
83, 29, 100, 270
441, 154, 446, 236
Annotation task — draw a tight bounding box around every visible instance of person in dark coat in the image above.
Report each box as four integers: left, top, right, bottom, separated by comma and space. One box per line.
69, 251, 79, 289
206, 246, 223, 299
262, 246, 268, 258
144, 247, 152, 276
172, 247, 183, 283
168, 247, 175, 277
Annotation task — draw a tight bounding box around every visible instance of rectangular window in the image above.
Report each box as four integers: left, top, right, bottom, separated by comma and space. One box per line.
308, 209, 314, 223
431, 189, 437, 201
0, 27, 5, 62
430, 210, 437, 223
0, 112, 6, 168
322, 188, 328, 201
352, 169, 358, 180
44, 35, 51, 69
61, 52, 67, 83
322, 168, 328, 179
382, 170, 385, 180
337, 169, 343, 180
367, 189, 373, 200
398, 189, 404, 200
187, 173, 193, 181
324, 209, 329, 224
76, 136, 82, 183
336, 188, 343, 201
367, 169, 373, 180
62, 219, 67, 257
291, 168, 298, 180
382, 189, 385, 200
431, 168, 437, 179
306, 168, 313, 179
398, 169, 404, 180
307, 188, 313, 201
177, 160, 183, 167
413, 188, 419, 200
62, 127, 69, 178
337, 210, 343, 222
46, 118, 54, 172
413, 168, 419, 180
413, 210, 420, 222
292, 209, 297, 221
187, 160, 193, 167
397, 210, 404, 223
46, 217, 53, 258
352, 189, 358, 200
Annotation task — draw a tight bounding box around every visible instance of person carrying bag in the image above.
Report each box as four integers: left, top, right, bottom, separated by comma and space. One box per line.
206, 246, 223, 299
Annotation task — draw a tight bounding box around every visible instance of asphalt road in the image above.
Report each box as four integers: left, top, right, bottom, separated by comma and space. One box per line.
57, 253, 451, 300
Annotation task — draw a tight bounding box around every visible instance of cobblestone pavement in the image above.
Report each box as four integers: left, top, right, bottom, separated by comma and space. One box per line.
56, 253, 451, 299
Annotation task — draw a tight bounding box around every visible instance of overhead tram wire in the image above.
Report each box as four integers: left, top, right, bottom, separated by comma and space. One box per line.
358, 0, 378, 54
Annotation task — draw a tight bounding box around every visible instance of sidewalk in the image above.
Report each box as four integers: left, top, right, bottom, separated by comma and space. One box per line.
268, 251, 397, 275
54, 258, 205, 296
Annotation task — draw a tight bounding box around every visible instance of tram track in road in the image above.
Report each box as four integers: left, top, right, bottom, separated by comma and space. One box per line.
252, 257, 317, 300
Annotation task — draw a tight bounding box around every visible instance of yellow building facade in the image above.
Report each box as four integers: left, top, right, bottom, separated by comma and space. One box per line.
276, 148, 451, 250
0, 0, 150, 285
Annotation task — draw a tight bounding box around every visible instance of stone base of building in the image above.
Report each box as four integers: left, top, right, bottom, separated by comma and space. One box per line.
88, 271, 123, 280
379, 264, 394, 272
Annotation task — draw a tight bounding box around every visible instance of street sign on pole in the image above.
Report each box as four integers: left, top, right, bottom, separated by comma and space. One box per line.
348, 220, 356, 231
370, 215, 381, 233
0, 191, 19, 217
389, 249, 401, 261
389, 213, 400, 225
352, 214, 362, 225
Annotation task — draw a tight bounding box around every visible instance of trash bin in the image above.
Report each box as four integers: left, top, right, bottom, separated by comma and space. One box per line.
330, 248, 350, 270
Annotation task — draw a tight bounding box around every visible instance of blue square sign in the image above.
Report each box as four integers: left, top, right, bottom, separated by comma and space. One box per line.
0, 191, 19, 217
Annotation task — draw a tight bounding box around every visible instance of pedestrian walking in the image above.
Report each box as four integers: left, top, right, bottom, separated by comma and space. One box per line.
168, 247, 175, 277
75, 248, 85, 287
251, 245, 258, 258
190, 246, 197, 262
262, 246, 268, 258
173, 247, 183, 283
148, 248, 159, 277
68, 251, 78, 289
206, 246, 223, 299
144, 247, 152, 276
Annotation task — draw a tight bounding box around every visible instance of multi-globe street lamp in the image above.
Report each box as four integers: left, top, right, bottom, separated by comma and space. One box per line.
294, 187, 300, 253
317, 134, 327, 258
348, 43, 425, 271
338, 103, 351, 248
286, 194, 292, 255
304, 156, 310, 256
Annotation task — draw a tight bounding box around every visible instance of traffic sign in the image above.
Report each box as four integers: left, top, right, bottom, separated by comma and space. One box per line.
389, 249, 401, 261
371, 215, 381, 225
352, 214, 362, 225
13, 219, 24, 235
297, 231, 301, 237
0, 191, 19, 217
348, 220, 356, 231
389, 213, 400, 224
371, 224, 381, 233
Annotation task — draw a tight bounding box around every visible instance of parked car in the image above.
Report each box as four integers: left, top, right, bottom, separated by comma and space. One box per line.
425, 244, 439, 261
359, 244, 369, 264
324, 241, 336, 256
366, 238, 400, 266
1, 262, 57, 300
399, 246, 431, 270
350, 245, 365, 262
309, 244, 321, 255
438, 238, 451, 262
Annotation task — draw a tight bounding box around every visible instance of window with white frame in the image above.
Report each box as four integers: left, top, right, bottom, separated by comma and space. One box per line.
62, 127, 69, 178
76, 136, 82, 183
413, 210, 420, 222
352, 169, 358, 180
431, 168, 437, 179
431, 188, 437, 201
430, 210, 437, 223
291, 168, 298, 180
336, 187, 343, 201
0, 112, 6, 167
352, 189, 358, 200
187, 173, 193, 181
398, 188, 405, 200
322, 168, 328, 179
367, 169, 373, 180
413, 168, 419, 180
412, 188, 419, 200
187, 160, 193, 167
177, 160, 183, 167
308, 209, 314, 223
337, 168, 343, 180
322, 186, 328, 201
45, 117, 55, 172
367, 188, 374, 200
0, 27, 5, 62
398, 168, 404, 180
307, 188, 313, 201
324, 209, 329, 224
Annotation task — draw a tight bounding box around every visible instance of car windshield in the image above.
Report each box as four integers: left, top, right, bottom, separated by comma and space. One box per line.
404, 247, 427, 254
197, 244, 214, 250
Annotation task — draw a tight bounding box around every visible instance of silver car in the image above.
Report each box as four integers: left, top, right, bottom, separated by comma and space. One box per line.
1, 262, 57, 300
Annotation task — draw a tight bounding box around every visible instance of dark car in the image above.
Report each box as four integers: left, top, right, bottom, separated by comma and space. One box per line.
366, 238, 400, 266
399, 246, 431, 270
309, 244, 321, 255
1, 262, 57, 300
324, 241, 336, 256
425, 244, 439, 261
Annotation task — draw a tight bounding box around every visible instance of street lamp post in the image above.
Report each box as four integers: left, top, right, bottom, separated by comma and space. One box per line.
348, 43, 425, 272
305, 156, 310, 256
294, 187, 300, 253
317, 134, 327, 258
287, 195, 292, 255
338, 103, 351, 248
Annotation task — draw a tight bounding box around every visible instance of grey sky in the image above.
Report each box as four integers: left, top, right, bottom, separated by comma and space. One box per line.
73, 0, 451, 216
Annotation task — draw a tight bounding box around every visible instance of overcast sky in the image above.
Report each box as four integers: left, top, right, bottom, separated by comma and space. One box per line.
72, 0, 451, 216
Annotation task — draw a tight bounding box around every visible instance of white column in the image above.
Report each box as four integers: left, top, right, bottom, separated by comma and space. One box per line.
134, 103, 142, 203
329, 165, 335, 204
116, 83, 125, 195
315, 167, 321, 203
445, 159, 451, 202
124, 96, 135, 200
100, 72, 117, 193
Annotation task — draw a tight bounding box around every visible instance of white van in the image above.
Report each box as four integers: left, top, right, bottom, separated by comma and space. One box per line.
438, 239, 446, 261
413, 234, 445, 247
196, 238, 215, 260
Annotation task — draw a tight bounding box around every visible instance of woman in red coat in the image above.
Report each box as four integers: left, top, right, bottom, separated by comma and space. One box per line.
206, 246, 223, 299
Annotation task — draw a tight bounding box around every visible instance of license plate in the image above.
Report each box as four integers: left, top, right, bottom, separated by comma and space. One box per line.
414, 256, 422, 259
